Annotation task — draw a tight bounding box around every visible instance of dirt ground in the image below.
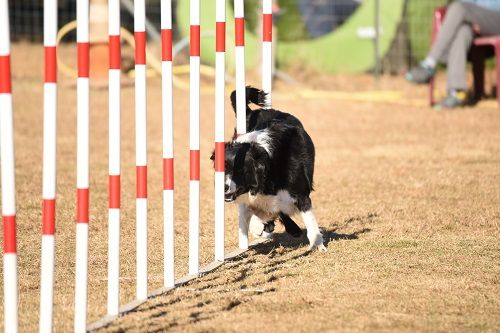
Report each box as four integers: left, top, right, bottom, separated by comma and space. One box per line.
0, 43, 499, 332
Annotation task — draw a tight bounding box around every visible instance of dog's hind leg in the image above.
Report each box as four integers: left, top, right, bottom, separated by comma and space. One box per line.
278, 213, 302, 238
297, 197, 326, 252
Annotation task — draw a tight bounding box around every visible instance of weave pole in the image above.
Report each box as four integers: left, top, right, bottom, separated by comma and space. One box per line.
74, 0, 90, 331
189, 0, 201, 276
161, 0, 175, 288
39, 0, 57, 331
214, 0, 225, 262
262, 0, 272, 108
108, 0, 121, 316
135, 0, 148, 301
234, 0, 248, 250
0, 1, 18, 332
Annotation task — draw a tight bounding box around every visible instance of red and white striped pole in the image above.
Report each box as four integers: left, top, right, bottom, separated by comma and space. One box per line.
108, 0, 121, 316
234, 0, 248, 250
134, 0, 148, 300
74, 0, 90, 331
189, 0, 200, 276
0, 1, 18, 332
39, 0, 57, 331
161, 0, 175, 288
262, 0, 272, 108
214, 0, 225, 262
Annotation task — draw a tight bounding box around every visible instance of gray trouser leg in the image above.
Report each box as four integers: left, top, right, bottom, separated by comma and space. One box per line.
429, 1, 500, 61
447, 24, 474, 90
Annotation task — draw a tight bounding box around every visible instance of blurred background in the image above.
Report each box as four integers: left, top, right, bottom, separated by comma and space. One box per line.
8, 0, 451, 76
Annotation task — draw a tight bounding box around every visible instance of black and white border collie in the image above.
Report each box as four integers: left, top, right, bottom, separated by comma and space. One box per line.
212, 87, 326, 251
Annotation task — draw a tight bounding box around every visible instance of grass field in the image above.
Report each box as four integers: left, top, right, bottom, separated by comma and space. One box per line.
1, 43, 499, 332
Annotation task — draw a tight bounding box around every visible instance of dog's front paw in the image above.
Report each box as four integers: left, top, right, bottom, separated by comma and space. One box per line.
307, 231, 327, 252
249, 216, 265, 238
308, 243, 327, 252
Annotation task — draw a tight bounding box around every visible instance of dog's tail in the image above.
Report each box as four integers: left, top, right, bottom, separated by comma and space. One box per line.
230, 86, 268, 114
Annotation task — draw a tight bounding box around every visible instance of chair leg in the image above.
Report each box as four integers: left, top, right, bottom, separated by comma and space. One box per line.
495, 43, 500, 108
429, 77, 435, 106
471, 48, 485, 101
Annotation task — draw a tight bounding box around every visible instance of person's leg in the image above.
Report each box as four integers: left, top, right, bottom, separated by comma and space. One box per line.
428, 1, 470, 64
430, 2, 500, 62
434, 24, 474, 108
447, 24, 474, 91
406, 1, 500, 84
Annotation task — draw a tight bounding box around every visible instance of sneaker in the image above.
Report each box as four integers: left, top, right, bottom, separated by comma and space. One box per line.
405, 63, 436, 84
435, 90, 468, 109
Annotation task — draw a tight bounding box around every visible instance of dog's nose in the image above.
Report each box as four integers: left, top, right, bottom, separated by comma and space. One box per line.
224, 184, 229, 193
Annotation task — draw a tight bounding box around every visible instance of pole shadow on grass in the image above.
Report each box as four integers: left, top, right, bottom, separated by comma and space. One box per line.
99, 214, 375, 332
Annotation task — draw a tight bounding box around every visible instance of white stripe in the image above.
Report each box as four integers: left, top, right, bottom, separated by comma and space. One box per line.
215, 52, 225, 142
134, 0, 146, 32
39, 235, 55, 333
262, 42, 272, 108
109, 69, 121, 175
107, 208, 120, 316
74, 223, 88, 333
4, 253, 17, 333
235, 46, 246, 136
162, 61, 174, 158
189, 180, 199, 275
238, 204, 249, 249
234, 0, 244, 18
0, 94, 16, 216
108, 0, 120, 36
44, 0, 58, 46
263, 0, 272, 14
163, 190, 175, 288
42, 83, 57, 199
190, 56, 200, 150
235, 129, 272, 155
190, 0, 200, 25
76, 0, 89, 43
214, 172, 225, 261
161, 0, 172, 29
136, 198, 148, 300
0, 0, 10, 55
135, 64, 147, 166
76, 78, 89, 189
215, 0, 225, 23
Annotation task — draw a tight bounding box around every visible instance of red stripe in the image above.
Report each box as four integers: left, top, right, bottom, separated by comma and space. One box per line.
3, 216, 16, 254
216, 22, 225, 52
190, 150, 200, 181
42, 199, 56, 235
163, 158, 174, 190
235, 18, 245, 46
44, 47, 57, 83
77, 42, 90, 78
190, 25, 200, 57
77, 188, 89, 223
109, 35, 121, 69
263, 14, 272, 42
109, 175, 120, 208
136, 166, 147, 198
162, 29, 173, 61
135, 32, 146, 65
0, 55, 12, 93
214, 142, 225, 172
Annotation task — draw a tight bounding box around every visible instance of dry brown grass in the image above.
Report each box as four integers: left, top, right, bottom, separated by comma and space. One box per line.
0, 43, 499, 332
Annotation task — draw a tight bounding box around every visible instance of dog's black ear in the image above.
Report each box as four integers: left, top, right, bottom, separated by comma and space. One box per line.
230, 89, 237, 114
209, 149, 215, 163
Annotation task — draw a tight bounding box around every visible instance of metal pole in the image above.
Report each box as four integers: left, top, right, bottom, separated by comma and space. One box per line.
374, 0, 380, 79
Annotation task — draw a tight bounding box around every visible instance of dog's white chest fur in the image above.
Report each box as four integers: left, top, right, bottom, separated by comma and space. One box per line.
237, 190, 297, 220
